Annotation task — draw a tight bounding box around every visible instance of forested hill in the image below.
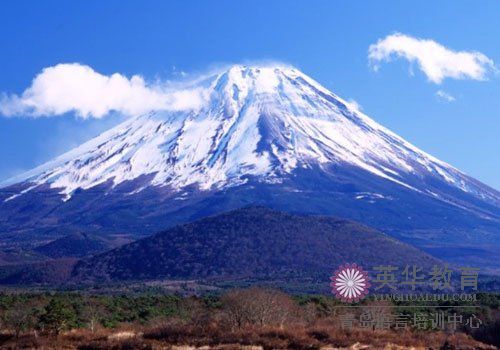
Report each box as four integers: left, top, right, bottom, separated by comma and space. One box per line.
71, 207, 440, 282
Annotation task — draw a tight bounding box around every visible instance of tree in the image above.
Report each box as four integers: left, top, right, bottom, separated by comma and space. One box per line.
221, 289, 252, 329
39, 298, 77, 334
221, 288, 296, 329
82, 298, 105, 333
1, 301, 38, 338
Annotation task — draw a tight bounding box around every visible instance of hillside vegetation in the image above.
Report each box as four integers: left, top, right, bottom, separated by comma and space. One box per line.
72, 207, 440, 283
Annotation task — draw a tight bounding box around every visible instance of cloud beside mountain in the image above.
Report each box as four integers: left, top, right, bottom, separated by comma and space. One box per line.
0, 63, 209, 119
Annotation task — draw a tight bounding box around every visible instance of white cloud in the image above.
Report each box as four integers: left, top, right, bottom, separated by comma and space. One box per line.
368, 33, 496, 84
435, 90, 456, 102
0, 63, 209, 119
345, 98, 363, 111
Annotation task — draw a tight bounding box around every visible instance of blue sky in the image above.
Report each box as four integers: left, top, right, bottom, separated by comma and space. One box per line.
1, 1, 499, 189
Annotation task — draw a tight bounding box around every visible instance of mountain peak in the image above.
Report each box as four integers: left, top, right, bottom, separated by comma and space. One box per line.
2, 65, 499, 208
210, 64, 307, 103
223, 62, 297, 74
209, 63, 334, 106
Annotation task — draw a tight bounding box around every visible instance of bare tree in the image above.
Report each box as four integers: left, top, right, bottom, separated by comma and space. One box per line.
221, 287, 296, 329
83, 298, 104, 333
221, 289, 251, 330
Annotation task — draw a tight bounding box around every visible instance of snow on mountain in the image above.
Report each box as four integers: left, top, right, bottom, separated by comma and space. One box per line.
2, 64, 498, 207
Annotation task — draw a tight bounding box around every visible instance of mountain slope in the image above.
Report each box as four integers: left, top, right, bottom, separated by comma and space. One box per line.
71, 207, 441, 283
0, 64, 499, 269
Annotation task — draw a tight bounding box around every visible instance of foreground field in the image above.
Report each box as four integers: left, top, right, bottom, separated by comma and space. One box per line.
1, 323, 495, 350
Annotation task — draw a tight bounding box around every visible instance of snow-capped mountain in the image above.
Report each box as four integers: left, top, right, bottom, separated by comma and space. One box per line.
1, 65, 499, 270
2, 65, 499, 203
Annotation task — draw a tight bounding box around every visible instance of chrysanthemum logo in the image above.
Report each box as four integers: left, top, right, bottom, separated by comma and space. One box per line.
331, 263, 370, 303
